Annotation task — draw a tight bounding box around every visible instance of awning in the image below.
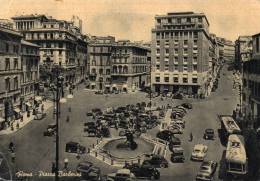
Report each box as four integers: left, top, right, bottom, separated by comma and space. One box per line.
0, 117, 5, 123
14, 108, 21, 113
90, 83, 96, 86
112, 84, 117, 88
26, 102, 32, 107
35, 96, 42, 101
173, 74, 179, 77
105, 84, 111, 87
183, 74, 188, 78
123, 84, 128, 88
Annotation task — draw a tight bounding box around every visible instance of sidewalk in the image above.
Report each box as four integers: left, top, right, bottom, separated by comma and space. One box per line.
0, 100, 53, 136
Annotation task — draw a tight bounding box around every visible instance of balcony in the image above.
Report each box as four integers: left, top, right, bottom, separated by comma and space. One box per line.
0, 69, 22, 75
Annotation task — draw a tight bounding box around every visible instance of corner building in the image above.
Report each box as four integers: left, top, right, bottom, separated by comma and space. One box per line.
151, 12, 213, 96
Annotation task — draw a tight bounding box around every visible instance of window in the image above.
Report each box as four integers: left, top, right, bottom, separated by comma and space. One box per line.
14, 77, 18, 90
174, 48, 178, 54
174, 56, 178, 63
193, 40, 198, 46
58, 43, 63, 48
183, 57, 188, 63
50, 34, 54, 39
44, 33, 47, 39
173, 77, 178, 83
156, 64, 160, 70
183, 77, 188, 83
198, 17, 202, 23
43, 25, 46, 28
194, 32, 198, 39
193, 56, 198, 63
187, 17, 191, 23
156, 49, 160, 54
51, 25, 54, 28
14, 58, 18, 70
183, 65, 188, 71
165, 64, 169, 71
184, 48, 188, 54
91, 68, 96, 74
165, 40, 169, 46
157, 19, 161, 24
165, 49, 169, 54
92, 60, 96, 66
155, 77, 160, 82
177, 18, 181, 24
174, 65, 178, 71
156, 56, 160, 63
192, 78, 198, 83
184, 40, 188, 45
156, 40, 160, 46
5, 43, 9, 52
164, 77, 169, 82
5, 58, 10, 70
193, 65, 198, 71
59, 50, 62, 55
5, 78, 10, 91
106, 69, 110, 75
99, 69, 103, 75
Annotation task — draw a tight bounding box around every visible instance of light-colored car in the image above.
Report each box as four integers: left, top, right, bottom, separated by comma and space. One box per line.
34, 112, 46, 120
106, 169, 136, 181
191, 144, 208, 161
196, 161, 218, 181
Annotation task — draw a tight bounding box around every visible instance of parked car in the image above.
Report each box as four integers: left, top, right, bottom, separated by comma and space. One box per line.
76, 161, 93, 173
191, 144, 208, 161
156, 130, 174, 142
43, 127, 56, 137
142, 155, 168, 168
203, 129, 215, 140
181, 103, 193, 109
196, 161, 218, 181
65, 141, 86, 154
86, 112, 93, 116
123, 163, 160, 180
106, 169, 136, 181
169, 136, 181, 152
34, 112, 46, 120
80, 166, 101, 181
171, 147, 185, 163
172, 93, 183, 100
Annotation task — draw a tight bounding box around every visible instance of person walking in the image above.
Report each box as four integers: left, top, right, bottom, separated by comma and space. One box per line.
11, 152, 16, 163
190, 132, 193, 142
64, 158, 69, 170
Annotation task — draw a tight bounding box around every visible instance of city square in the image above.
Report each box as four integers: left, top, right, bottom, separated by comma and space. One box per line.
0, 0, 260, 181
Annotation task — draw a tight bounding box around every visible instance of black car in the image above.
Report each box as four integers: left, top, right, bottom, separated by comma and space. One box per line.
65, 142, 86, 154
156, 130, 174, 142
171, 147, 185, 163
142, 155, 168, 168
204, 129, 215, 140
181, 103, 193, 109
124, 163, 160, 180
172, 93, 183, 100
43, 128, 56, 137
99, 127, 110, 137
80, 166, 101, 181
86, 112, 93, 116
169, 136, 181, 152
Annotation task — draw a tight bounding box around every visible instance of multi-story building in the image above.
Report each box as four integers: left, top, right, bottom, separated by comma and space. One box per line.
88, 36, 115, 91
151, 12, 214, 96
111, 40, 149, 92
220, 38, 235, 63
11, 14, 88, 85
20, 40, 40, 112
235, 36, 252, 71
242, 33, 260, 128
216, 37, 224, 63
0, 21, 22, 129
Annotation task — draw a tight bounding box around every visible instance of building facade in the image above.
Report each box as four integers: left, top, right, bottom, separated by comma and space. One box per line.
151, 12, 214, 96
235, 36, 252, 71
242, 33, 260, 128
20, 40, 40, 112
11, 14, 88, 85
111, 40, 149, 92
88, 36, 115, 91
0, 22, 22, 129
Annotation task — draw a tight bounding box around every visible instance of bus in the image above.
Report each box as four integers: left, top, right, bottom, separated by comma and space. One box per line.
225, 134, 248, 176
219, 115, 241, 139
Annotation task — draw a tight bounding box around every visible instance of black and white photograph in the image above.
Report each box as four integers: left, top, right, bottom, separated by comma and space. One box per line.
0, 0, 260, 180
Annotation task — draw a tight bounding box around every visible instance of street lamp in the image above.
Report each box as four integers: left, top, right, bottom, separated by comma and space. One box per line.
50, 65, 65, 181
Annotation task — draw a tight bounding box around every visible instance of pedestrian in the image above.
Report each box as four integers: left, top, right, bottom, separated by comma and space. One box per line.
11, 152, 16, 163
66, 115, 70, 123
51, 162, 56, 173
20, 115, 23, 122
16, 122, 19, 129
9, 142, 14, 152
64, 158, 69, 170
68, 107, 71, 113
41, 104, 44, 112
190, 132, 193, 142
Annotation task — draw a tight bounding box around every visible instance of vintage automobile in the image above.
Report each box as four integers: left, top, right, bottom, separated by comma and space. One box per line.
34, 112, 46, 120
123, 163, 160, 180
43, 123, 56, 136
169, 136, 181, 152
142, 155, 168, 168
65, 141, 86, 154
171, 147, 185, 163
181, 103, 193, 109
203, 129, 215, 140
76, 161, 93, 173
106, 169, 136, 181
79, 166, 101, 181
191, 144, 208, 161
196, 161, 218, 181
156, 130, 174, 142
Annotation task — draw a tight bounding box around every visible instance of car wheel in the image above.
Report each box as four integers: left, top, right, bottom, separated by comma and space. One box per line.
160, 163, 166, 168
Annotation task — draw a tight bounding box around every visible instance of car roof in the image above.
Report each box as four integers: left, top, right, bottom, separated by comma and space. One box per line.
117, 169, 131, 174
194, 144, 207, 149
205, 128, 214, 132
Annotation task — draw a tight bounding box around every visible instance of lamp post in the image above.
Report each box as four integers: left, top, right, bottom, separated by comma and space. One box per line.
50, 65, 65, 181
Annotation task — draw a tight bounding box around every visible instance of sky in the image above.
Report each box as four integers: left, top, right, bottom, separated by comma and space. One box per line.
1, 0, 260, 42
